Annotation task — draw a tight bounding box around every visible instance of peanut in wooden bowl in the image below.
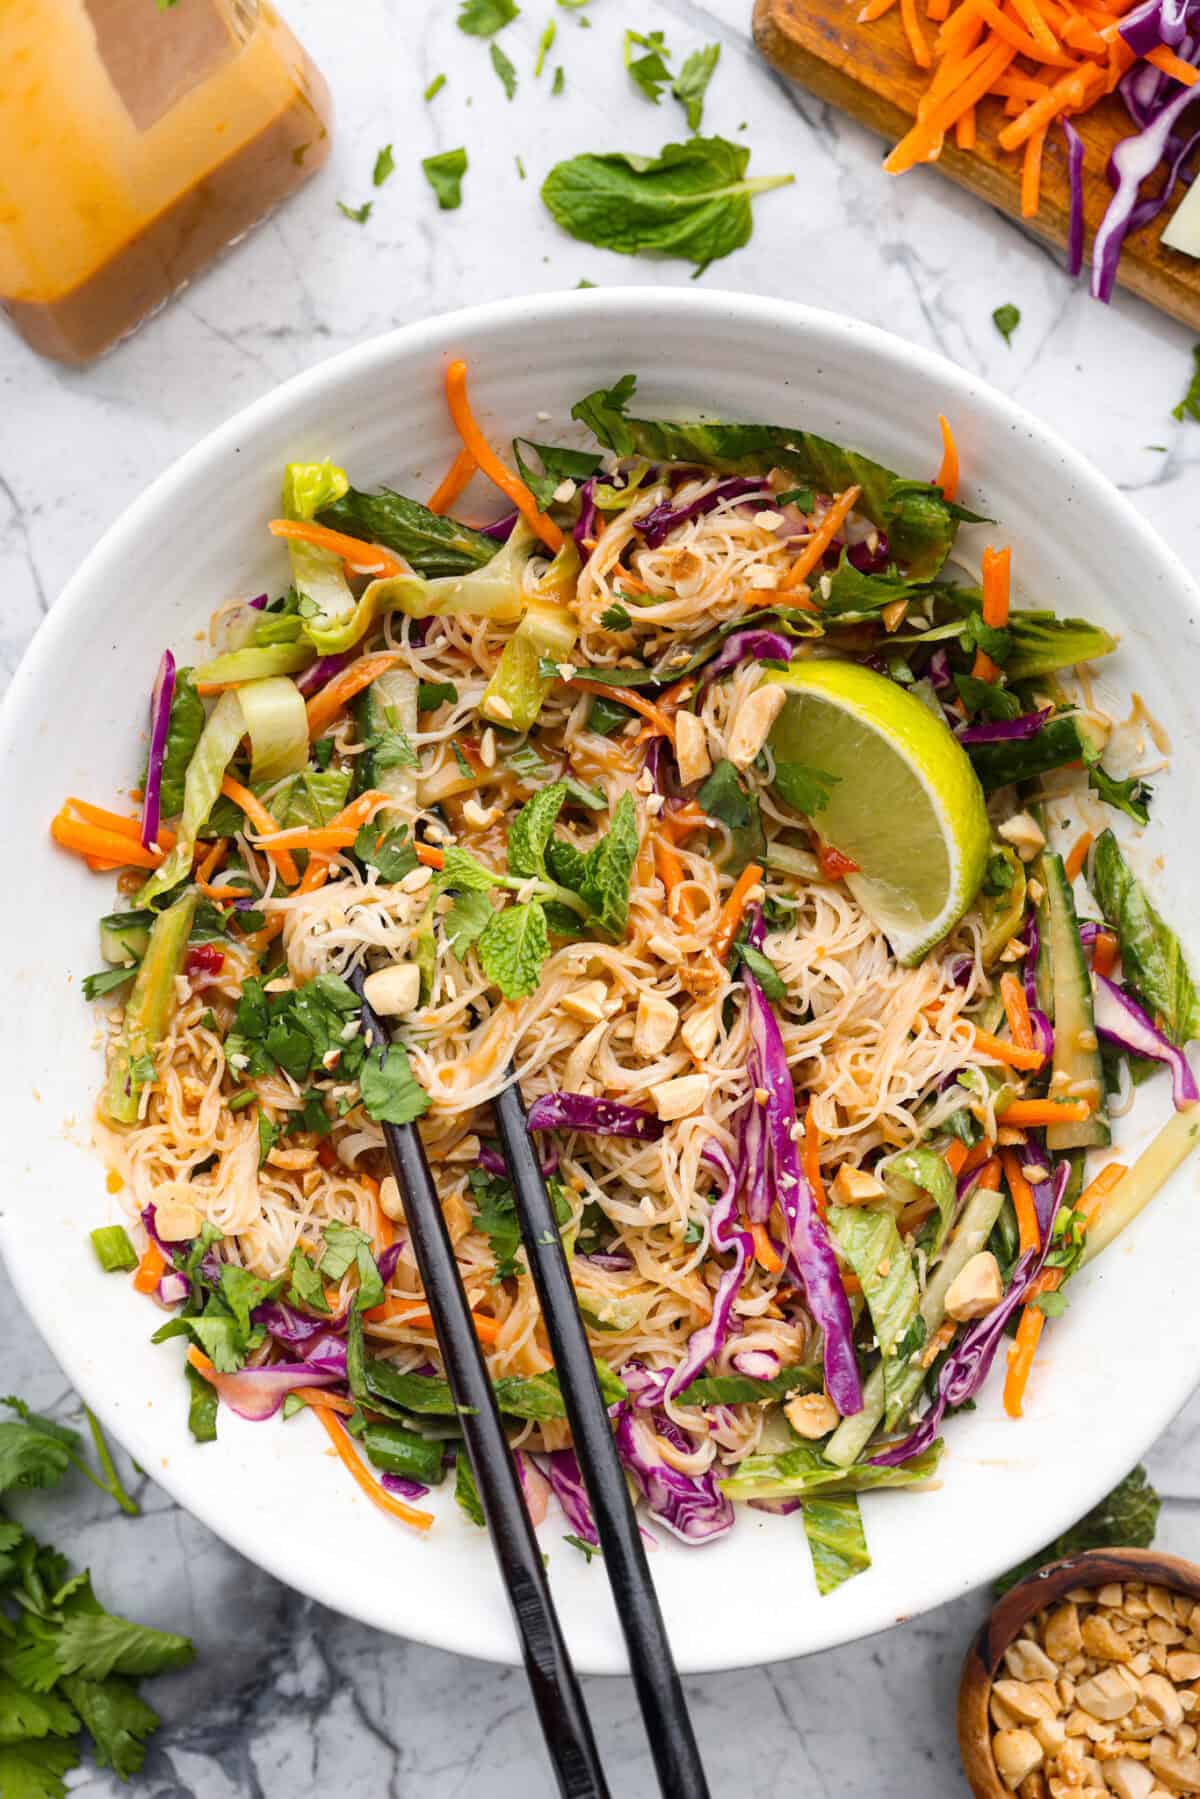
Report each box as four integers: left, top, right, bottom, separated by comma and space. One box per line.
958, 1548, 1200, 1798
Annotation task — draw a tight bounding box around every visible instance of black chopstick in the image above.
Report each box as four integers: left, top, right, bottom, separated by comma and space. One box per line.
349, 973, 610, 1799
492, 1075, 712, 1799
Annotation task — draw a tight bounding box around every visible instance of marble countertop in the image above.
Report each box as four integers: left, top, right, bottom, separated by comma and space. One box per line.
3, 0, 1199, 1791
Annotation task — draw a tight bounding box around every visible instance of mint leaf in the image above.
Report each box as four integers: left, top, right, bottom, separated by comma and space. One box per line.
422, 147, 468, 211
359, 1042, 431, 1126
507, 782, 567, 880
455, 1447, 485, 1527
672, 42, 720, 131
457, 0, 517, 31
772, 761, 840, 816
478, 901, 550, 998
438, 845, 498, 893
490, 42, 517, 98
444, 890, 493, 960
578, 791, 637, 939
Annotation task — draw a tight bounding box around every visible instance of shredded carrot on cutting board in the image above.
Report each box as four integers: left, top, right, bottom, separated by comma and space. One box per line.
869, 0, 1183, 235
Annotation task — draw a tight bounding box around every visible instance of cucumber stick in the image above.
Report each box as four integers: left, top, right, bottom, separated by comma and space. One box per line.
1038, 851, 1110, 1151
106, 891, 197, 1124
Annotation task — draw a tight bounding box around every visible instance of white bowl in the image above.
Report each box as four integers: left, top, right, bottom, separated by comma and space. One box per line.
3, 290, 1199, 1676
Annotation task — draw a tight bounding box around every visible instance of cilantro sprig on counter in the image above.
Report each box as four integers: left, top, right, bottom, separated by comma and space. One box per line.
0, 1394, 193, 1791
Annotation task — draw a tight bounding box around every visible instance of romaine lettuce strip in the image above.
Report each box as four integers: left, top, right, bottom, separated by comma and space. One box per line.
106, 890, 197, 1121
1092, 828, 1200, 1046
480, 538, 580, 730
827, 1206, 919, 1411
880, 1147, 956, 1257
154, 668, 205, 817
802, 1495, 871, 1595
720, 1439, 942, 1503
319, 485, 499, 577
300, 520, 537, 655
282, 461, 354, 636
194, 644, 315, 685
238, 677, 309, 786
136, 690, 245, 906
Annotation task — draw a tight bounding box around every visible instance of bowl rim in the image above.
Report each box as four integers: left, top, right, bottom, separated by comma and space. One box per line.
5, 286, 1200, 1676
957, 1547, 1200, 1797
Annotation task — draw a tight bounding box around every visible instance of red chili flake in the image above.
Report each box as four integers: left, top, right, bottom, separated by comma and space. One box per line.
817, 841, 860, 881
185, 943, 225, 977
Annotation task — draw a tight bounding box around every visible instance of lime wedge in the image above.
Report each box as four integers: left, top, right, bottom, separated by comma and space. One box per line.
764, 660, 990, 964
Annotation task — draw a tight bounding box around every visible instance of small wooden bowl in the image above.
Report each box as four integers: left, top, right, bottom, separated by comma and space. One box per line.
958, 1546, 1200, 1797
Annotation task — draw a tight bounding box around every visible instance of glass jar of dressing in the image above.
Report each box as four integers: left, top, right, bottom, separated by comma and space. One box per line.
0, 0, 332, 365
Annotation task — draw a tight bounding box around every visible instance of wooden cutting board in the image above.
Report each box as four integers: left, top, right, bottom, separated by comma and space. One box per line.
753, 0, 1200, 327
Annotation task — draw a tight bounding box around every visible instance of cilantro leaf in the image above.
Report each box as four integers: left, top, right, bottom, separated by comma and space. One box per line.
51, 1613, 194, 1682
318, 1223, 384, 1311
511, 440, 602, 510
1087, 761, 1152, 825
477, 901, 550, 999
359, 1042, 431, 1125
0, 1675, 78, 1741
468, 1166, 523, 1280
81, 967, 136, 1002
1173, 344, 1200, 423
457, 0, 518, 31
0, 1407, 77, 1497
354, 821, 419, 883
672, 42, 720, 131
0, 1739, 79, 1799
59, 1675, 158, 1780
600, 602, 632, 630
992, 303, 1021, 347
772, 760, 841, 816
218, 1265, 276, 1338
422, 147, 468, 211
372, 143, 395, 187
696, 760, 767, 873
455, 1447, 486, 1527
625, 28, 672, 102
577, 790, 637, 939
507, 782, 568, 881
444, 890, 493, 960
286, 1247, 331, 1316
490, 42, 518, 98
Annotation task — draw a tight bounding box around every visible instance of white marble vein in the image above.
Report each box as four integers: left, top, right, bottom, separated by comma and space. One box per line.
2, 0, 1199, 1790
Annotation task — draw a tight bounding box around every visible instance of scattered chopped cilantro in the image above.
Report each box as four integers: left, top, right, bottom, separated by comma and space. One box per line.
81, 967, 136, 1002
625, 28, 672, 102
337, 200, 372, 225
772, 760, 840, 816
359, 1041, 431, 1126
354, 821, 419, 883
600, 601, 632, 630
992, 303, 1021, 347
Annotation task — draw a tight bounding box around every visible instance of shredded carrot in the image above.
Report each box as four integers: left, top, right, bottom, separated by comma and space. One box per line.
960, 1136, 996, 1176
804, 1107, 828, 1216
312, 1406, 434, 1532
1008, 0, 1063, 54
780, 486, 863, 591
197, 879, 254, 902
295, 858, 332, 896
943, 1137, 969, 1176
1021, 122, 1047, 216
1064, 830, 1094, 883
1076, 1159, 1128, 1226
1000, 1145, 1041, 1254
389, 1305, 503, 1344
999, 971, 1035, 1050
884, 40, 1016, 173
219, 777, 300, 887
444, 360, 563, 554
712, 862, 765, 960
267, 518, 406, 579
930, 0, 953, 23
133, 1242, 166, 1294
970, 1025, 1046, 1070
293, 1388, 356, 1415
972, 543, 1012, 680
1004, 1305, 1045, 1416
935, 414, 960, 502
1146, 42, 1200, 82
196, 839, 228, 884
976, 1156, 1003, 1192
750, 1221, 785, 1273
304, 652, 402, 739
52, 809, 165, 872
568, 678, 676, 744
427, 445, 477, 514
902, 0, 935, 65
659, 799, 710, 842
65, 799, 176, 847
998, 1096, 1091, 1125
1092, 928, 1119, 979
653, 836, 694, 927
956, 103, 977, 142
997, 66, 1088, 151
